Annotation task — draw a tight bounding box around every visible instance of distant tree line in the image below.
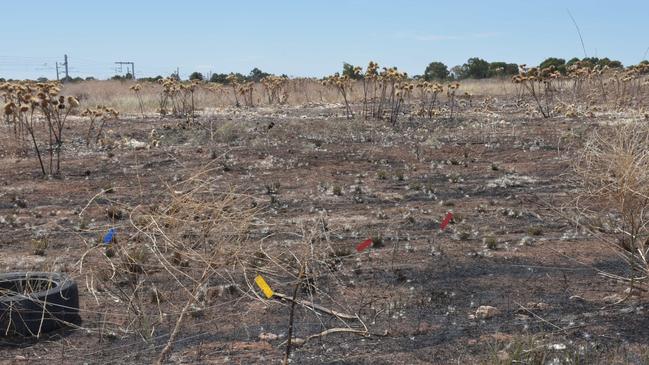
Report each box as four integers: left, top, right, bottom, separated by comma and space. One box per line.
340, 56, 628, 82
188, 68, 287, 84
2, 57, 639, 83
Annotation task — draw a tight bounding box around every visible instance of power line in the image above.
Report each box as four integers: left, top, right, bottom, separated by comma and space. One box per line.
114, 61, 135, 79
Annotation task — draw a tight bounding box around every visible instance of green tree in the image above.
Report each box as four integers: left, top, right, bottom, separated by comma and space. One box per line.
462, 58, 490, 79
596, 57, 623, 68
423, 61, 449, 80
580, 57, 600, 68
210, 73, 229, 83
489, 62, 518, 77
565, 57, 624, 70
539, 57, 566, 74
248, 68, 270, 82
566, 57, 581, 67
342, 62, 363, 80
450, 65, 466, 79
189, 72, 204, 81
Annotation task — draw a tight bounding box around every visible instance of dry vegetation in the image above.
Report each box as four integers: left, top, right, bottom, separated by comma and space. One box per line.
1, 61, 649, 364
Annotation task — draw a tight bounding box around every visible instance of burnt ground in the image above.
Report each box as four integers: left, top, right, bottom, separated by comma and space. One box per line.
0, 103, 648, 364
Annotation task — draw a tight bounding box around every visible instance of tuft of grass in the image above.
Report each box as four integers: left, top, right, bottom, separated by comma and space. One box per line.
483, 236, 497, 250
106, 206, 125, 220
332, 184, 343, 196
264, 181, 281, 195
527, 225, 543, 236
409, 181, 422, 191
457, 229, 471, 241
31, 238, 48, 256
371, 234, 384, 248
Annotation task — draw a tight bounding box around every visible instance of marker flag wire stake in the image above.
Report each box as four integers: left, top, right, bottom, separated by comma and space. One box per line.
255, 275, 274, 299
103, 228, 116, 244
356, 238, 372, 252
439, 212, 453, 231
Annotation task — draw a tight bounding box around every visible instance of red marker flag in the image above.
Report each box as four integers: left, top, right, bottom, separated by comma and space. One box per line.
439, 212, 453, 231
356, 238, 372, 252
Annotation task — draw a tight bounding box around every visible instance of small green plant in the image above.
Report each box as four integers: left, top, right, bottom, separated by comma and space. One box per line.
484, 236, 498, 250
371, 234, 384, 248
332, 184, 343, 196
409, 182, 422, 191
31, 238, 48, 256
448, 173, 462, 183
452, 213, 463, 223
527, 226, 543, 236
331, 245, 352, 258
78, 216, 89, 230
123, 246, 148, 275
106, 206, 125, 220
264, 181, 281, 195
103, 183, 115, 194
395, 171, 405, 181
354, 184, 363, 194
377, 170, 388, 180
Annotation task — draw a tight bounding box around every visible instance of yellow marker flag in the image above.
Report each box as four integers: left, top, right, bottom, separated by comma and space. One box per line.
255, 275, 274, 299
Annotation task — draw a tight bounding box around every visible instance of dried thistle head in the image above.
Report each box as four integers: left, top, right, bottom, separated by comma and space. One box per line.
67, 96, 80, 108
3, 102, 16, 116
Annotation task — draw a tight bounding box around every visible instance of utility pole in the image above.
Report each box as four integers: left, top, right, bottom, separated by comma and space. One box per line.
114, 61, 135, 79
56, 55, 69, 82
64, 54, 69, 81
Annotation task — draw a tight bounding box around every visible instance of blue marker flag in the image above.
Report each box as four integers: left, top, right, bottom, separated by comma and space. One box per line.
103, 228, 116, 244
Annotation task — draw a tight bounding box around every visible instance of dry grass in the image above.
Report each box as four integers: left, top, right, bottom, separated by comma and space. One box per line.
60, 78, 519, 115
574, 120, 649, 282
76, 165, 263, 360
61, 79, 345, 115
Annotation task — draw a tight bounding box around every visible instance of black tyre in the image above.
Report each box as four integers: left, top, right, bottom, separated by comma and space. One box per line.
0, 272, 81, 337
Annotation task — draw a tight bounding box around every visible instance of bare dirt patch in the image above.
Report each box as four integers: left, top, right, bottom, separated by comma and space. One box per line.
0, 103, 647, 364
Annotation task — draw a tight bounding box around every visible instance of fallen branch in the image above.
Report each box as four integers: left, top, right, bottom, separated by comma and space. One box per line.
273, 292, 358, 320
78, 188, 110, 217
514, 301, 563, 332
284, 328, 387, 348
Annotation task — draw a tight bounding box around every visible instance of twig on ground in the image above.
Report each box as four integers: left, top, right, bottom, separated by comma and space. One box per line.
273, 292, 358, 320
281, 327, 388, 348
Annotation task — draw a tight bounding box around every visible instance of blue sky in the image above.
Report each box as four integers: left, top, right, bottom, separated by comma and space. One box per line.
1, 0, 648, 80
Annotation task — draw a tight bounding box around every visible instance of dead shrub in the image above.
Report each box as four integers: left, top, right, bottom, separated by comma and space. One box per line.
575, 121, 649, 281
